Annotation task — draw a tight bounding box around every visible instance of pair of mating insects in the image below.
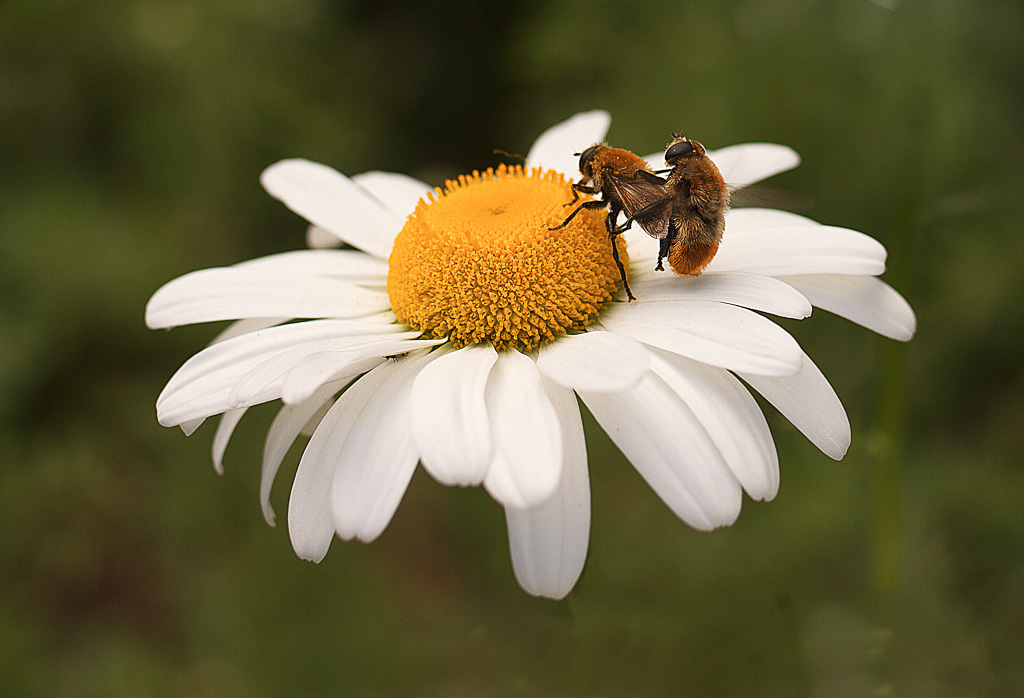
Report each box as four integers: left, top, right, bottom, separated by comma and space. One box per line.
550, 134, 729, 301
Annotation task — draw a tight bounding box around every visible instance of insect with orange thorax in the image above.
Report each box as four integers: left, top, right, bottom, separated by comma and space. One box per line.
549, 134, 731, 301
655, 133, 731, 276
548, 143, 670, 301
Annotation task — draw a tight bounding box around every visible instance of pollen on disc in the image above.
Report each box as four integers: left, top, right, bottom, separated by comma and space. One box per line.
387, 165, 627, 352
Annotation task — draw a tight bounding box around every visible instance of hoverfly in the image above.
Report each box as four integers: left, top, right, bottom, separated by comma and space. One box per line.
548, 144, 671, 301
653, 134, 730, 276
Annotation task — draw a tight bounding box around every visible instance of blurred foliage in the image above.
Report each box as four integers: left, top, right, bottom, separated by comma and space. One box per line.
1, 0, 1022, 695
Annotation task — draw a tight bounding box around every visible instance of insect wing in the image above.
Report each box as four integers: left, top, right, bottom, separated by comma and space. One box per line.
727, 184, 811, 213
631, 197, 672, 240
606, 172, 672, 240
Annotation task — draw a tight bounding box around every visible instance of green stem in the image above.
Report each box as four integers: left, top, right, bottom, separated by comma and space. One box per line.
872, 340, 907, 599
868, 185, 917, 698
872, 175, 917, 598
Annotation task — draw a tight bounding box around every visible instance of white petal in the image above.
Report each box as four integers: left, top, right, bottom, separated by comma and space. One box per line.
525, 110, 611, 176
288, 352, 432, 559
411, 345, 498, 487
260, 159, 400, 259
579, 373, 742, 530
621, 225, 661, 268
739, 350, 851, 460
211, 408, 246, 475
708, 225, 887, 276
261, 381, 345, 526
212, 312, 396, 347
300, 397, 333, 437
280, 337, 447, 406
279, 352, 386, 406
650, 352, 779, 501
227, 332, 424, 409
536, 331, 650, 392
506, 379, 589, 600
328, 351, 437, 542
307, 225, 342, 248
211, 318, 289, 345
724, 207, 820, 232
145, 267, 391, 329
600, 300, 803, 376
235, 249, 389, 281
156, 319, 410, 426
628, 271, 812, 319
352, 170, 431, 218
779, 274, 916, 341
643, 143, 800, 189
288, 369, 391, 562
708, 143, 801, 188
482, 351, 563, 509
180, 418, 205, 436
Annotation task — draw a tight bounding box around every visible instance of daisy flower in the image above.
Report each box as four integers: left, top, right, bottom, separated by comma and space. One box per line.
147, 110, 915, 599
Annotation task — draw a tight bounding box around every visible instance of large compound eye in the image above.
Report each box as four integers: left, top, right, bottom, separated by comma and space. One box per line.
578, 145, 600, 173
665, 139, 695, 162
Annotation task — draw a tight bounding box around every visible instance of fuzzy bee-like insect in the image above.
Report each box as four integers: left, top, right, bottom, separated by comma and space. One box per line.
654, 134, 731, 276
548, 143, 672, 301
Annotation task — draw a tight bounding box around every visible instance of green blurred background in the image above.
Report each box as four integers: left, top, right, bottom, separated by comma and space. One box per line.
2, 0, 1022, 695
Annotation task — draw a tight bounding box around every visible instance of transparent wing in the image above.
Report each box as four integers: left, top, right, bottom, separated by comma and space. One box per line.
607, 173, 672, 240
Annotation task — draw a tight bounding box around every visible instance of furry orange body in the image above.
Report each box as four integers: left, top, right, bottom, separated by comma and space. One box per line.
549, 143, 670, 301
660, 135, 730, 276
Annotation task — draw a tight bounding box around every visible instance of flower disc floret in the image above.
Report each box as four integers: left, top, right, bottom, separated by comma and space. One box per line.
387, 165, 625, 351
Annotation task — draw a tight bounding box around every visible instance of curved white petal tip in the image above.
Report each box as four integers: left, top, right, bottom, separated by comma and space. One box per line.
412, 345, 498, 487
506, 379, 590, 600
740, 351, 851, 460
260, 159, 399, 259
525, 110, 611, 176
483, 351, 564, 509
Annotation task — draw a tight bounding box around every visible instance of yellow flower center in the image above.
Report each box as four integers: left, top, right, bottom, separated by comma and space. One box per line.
387, 164, 626, 352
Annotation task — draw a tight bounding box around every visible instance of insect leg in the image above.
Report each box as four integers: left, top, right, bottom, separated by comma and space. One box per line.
605, 203, 636, 302
656, 234, 672, 272
603, 201, 622, 237
609, 198, 667, 235
547, 199, 605, 230
610, 236, 635, 301
609, 216, 635, 235
564, 182, 600, 207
